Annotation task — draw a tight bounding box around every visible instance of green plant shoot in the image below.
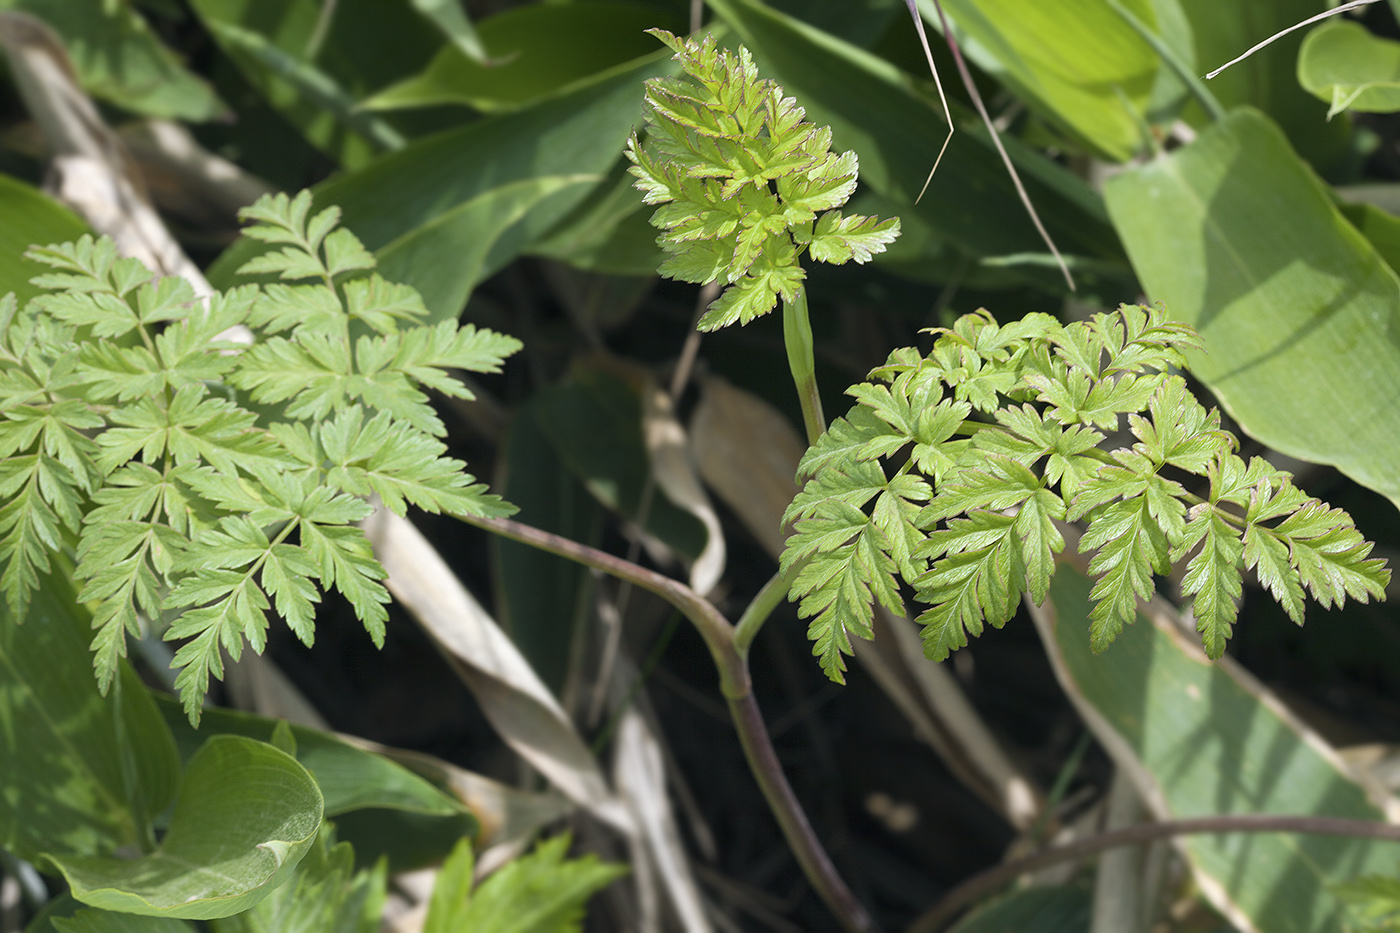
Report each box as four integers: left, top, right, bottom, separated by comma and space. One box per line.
0, 192, 519, 722
625, 29, 900, 332
626, 31, 1389, 683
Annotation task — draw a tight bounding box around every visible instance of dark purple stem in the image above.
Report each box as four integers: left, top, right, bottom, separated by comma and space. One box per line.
910, 813, 1400, 932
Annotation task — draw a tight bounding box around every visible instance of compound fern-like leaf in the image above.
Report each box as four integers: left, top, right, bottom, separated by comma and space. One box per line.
779, 302, 1389, 678
0, 190, 521, 722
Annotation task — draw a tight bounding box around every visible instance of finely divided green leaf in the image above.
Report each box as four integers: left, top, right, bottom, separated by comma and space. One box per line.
1080, 497, 1168, 651
1176, 510, 1244, 658
2, 196, 521, 720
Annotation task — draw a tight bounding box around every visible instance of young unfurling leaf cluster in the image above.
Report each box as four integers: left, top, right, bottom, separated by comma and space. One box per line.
625, 29, 899, 331
0, 191, 519, 722
781, 306, 1390, 681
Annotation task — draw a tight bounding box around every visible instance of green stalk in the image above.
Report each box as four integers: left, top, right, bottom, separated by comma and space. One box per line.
784, 286, 826, 445
734, 566, 796, 661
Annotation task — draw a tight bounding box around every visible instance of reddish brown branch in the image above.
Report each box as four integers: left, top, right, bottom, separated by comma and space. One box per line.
458, 513, 877, 931
911, 814, 1400, 932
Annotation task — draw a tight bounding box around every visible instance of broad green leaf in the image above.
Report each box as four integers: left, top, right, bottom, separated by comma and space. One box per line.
188, 0, 442, 168
373, 175, 600, 322
766, 0, 903, 49
1031, 561, 1400, 933
408, 0, 487, 63
155, 698, 476, 873
493, 401, 603, 692
1178, 0, 1349, 171
1104, 109, 1400, 511
531, 364, 706, 561
0, 174, 90, 304
208, 55, 675, 312
0, 572, 179, 863
52, 910, 197, 933
153, 697, 473, 824
207, 827, 386, 933
1299, 19, 1400, 118
706, 0, 1128, 288
365, 2, 682, 112
43, 735, 323, 921
196, 19, 406, 160
527, 166, 664, 276
918, 0, 1192, 161
1339, 198, 1400, 276
0, 0, 227, 120
948, 882, 1092, 933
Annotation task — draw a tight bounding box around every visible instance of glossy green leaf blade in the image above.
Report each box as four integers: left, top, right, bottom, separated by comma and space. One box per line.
1179, 0, 1348, 171
1031, 563, 1400, 933
207, 827, 386, 933
188, 0, 442, 167
53, 910, 197, 933
0, 174, 90, 304
949, 883, 1092, 933
198, 19, 406, 156
152, 697, 470, 823
705, 0, 1127, 277
365, 2, 682, 113
526, 165, 662, 276
0, 0, 228, 120
374, 175, 600, 322
1103, 108, 1400, 510
766, 0, 903, 49
408, 0, 488, 63
920, 0, 1189, 161
532, 365, 706, 561
44, 735, 323, 921
1299, 20, 1400, 118
155, 697, 474, 872
492, 400, 602, 692
1339, 199, 1400, 276
207, 55, 672, 311
0, 573, 179, 863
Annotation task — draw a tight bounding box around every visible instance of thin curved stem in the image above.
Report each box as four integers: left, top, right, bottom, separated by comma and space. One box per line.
459, 513, 745, 697
1205, 0, 1380, 80
459, 513, 878, 931
911, 814, 1400, 932
902, 0, 954, 204
731, 690, 877, 933
734, 566, 795, 660
925, 0, 1074, 291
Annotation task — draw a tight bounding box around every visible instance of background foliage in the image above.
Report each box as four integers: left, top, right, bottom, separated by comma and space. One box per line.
4, 0, 1400, 931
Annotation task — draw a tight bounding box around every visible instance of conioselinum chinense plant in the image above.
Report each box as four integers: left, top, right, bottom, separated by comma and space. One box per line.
0, 191, 519, 722
784, 307, 1389, 677
625, 29, 1390, 683
625, 28, 900, 445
